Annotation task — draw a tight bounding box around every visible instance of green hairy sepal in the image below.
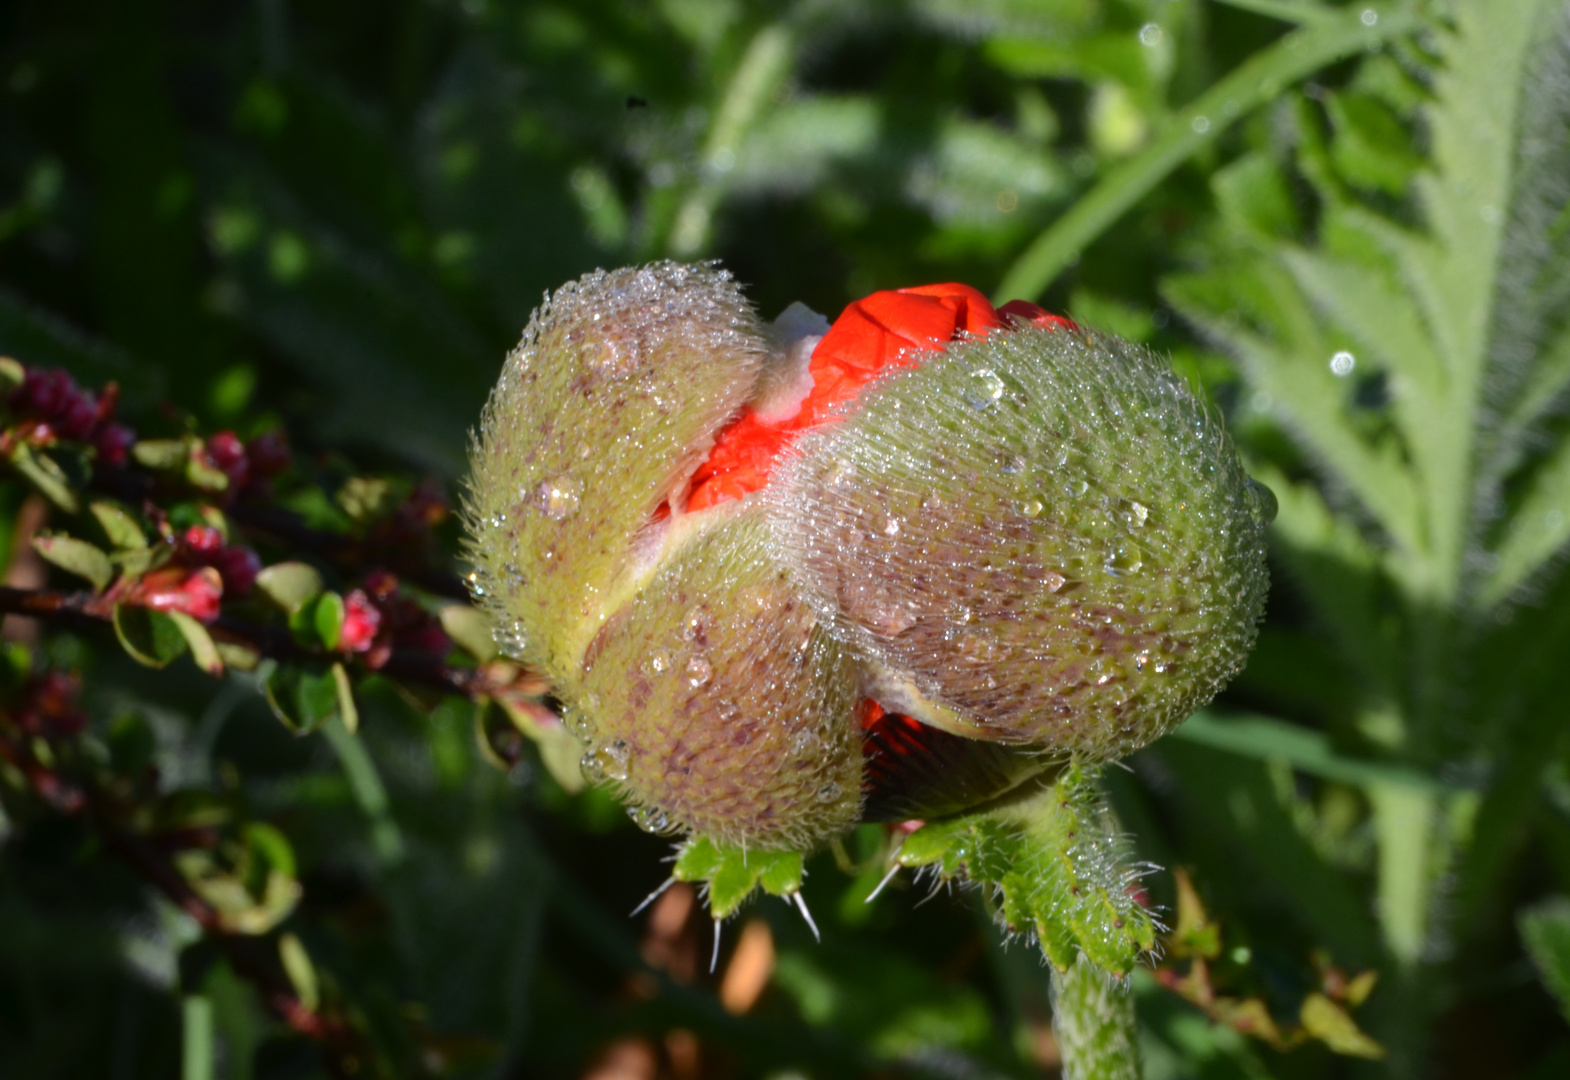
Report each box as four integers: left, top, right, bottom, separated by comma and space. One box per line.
464, 262, 767, 683
772, 325, 1272, 760
576, 509, 862, 848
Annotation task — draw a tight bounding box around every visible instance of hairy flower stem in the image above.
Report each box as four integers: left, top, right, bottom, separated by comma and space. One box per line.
1049, 957, 1141, 1080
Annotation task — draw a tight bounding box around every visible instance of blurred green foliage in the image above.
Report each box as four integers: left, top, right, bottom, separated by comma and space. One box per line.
3, 0, 1570, 1078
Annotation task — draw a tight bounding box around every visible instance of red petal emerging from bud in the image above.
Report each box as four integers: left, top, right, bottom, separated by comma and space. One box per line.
688, 285, 1070, 511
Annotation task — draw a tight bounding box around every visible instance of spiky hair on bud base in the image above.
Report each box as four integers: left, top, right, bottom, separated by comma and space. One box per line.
893, 764, 1161, 976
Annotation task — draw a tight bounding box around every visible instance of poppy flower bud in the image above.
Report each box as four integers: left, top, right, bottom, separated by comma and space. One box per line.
771, 325, 1271, 760
467, 262, 1269, 850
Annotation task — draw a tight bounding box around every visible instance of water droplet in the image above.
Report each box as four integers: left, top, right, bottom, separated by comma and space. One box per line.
1020, 498, 1044, 518
1106, 543, 1143, 575
791, 728, 820, 756
600, 739, 630, 781
868, 601, 916, 636
629, 805, 671, 833
817, 781, 842, 802
589, 335, 640, 380
1065, 478, 1090, 498
1191, 114, 1211, 134
1134, 650, 1151, 671
647, 651, 670, 675
1001, 454, 1027, 474
965, 367, 1006, 409
1245, 478, 1278, 526
685, 656, 713, 688
1128, 501, 1149, 527
826, 458, 857, 487
1043, 570, 1067, 593
681, 606, 706, 643
1360, 8, 1378, 26
1329, 350, 1355, 376
565, 708, 595, 740
535, 474, 584, 520
880, 516, 902, 537
579, 748, 606, 783
1139, 22, 1163, 47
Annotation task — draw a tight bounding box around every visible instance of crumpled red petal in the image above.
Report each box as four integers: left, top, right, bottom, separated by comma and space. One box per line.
687, 285, 1070, 512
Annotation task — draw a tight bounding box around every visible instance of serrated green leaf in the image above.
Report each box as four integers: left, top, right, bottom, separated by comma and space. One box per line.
709, 856, 760, 918
671, 840, 807, 918
32, 534, 113, 591
674, 837, 726, 882
1521, 897, 1570, 1022
1325, 91, 1422, 195
756, 850, 805, 897
88, 501, 147, 550
998, 2, 1422, 301
167, 610, 223, 676
112, 605, 189, 668
255, 561, 324, 615
1483, 435, 1570, 607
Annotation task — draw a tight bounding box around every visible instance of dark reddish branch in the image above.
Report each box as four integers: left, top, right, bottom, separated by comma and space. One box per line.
88, 459, 466, 601
0, 585, 507, 699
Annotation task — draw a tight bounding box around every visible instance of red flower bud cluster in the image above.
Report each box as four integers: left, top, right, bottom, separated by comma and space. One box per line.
201, 431, 251, 491
134, 565, 225, 622
340, 570, 450, 667
11, 670, 89, 742
244, 429, 292, 487
111, 527, 262, 623
180, 525, 262, 597
8, 367, 137, 465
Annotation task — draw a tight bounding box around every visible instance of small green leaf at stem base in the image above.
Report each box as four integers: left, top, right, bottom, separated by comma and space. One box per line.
673, 838, 806, 919
113, 605, 190, 668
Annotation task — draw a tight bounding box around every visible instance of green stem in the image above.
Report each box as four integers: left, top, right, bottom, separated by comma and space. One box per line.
322, 715, 406, 867
993, 2, 1421, 304
181, 995, 214, 1080
1049, 956, 1142, 1080
1370, 782, 1434, 966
